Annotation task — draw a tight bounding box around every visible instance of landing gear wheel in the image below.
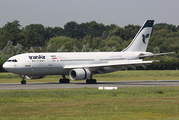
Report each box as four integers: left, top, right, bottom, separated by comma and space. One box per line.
21, 80, 26, 84
59, 79, 70, 83
93, 79, 96, 84
59, 75, 70, 83
86, 79, 97, 84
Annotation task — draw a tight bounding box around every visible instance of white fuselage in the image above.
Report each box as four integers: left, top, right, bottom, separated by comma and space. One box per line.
3, 52, 151, 76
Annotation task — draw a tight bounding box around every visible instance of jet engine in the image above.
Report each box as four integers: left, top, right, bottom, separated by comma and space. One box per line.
26, 75, 45, 79
69, 69, 92, 80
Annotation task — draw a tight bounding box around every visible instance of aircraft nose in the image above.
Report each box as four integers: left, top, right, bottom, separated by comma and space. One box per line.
3, 62, 8, 71
2, 62, 12, 71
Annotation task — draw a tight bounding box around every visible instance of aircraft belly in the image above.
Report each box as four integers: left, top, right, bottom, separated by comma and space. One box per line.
13, 66, 68, 76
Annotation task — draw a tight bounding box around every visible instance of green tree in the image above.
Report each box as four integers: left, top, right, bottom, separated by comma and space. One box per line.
153, 47, 160, 54
44, 27, 55, 42
82, 43, 92, 52
93, 49, 100, 52
101, 30, 109, 40
72, 45, 78, 52
46, 44, 52, 52
89, 22, 106, 38
124, 25, 140, 37
91, 37, 102, 49
153, 29, 169, 37
64, 21, 79, 38
25, 30, 42, 48
25, 24, 45, 36
57, 45, 68, 52
3, 41, 14, 55
111, 46, 117, 52
104, 36, 123, 51
13, 43, 23, 55
34, 47, 42, 52
81, 35, 91, 46
153, 23, 178, 33
53, 27, 64, 37
0, 31, 15, 49
78, 22, 90, 38
48, 36, 81, 52
0, 20, 24, 46
0, 40, 23, 61
108, 27, 127, 40
102, 46, 111, 51
24, 24, 46, 45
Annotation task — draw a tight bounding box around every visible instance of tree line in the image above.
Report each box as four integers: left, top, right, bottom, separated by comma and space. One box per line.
1, 20, 179, 72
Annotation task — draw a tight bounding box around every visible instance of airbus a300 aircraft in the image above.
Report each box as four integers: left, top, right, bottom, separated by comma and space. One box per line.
3, 20, 174, 84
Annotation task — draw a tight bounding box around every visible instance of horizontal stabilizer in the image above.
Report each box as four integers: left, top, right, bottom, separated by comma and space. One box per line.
139, 52, 175, 59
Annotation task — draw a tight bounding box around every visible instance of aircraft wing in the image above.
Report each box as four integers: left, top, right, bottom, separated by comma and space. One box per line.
139, 52, 174, 59
63, 60, 157, 71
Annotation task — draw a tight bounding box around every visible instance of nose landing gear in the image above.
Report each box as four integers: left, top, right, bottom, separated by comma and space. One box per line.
20, 75, 26, 84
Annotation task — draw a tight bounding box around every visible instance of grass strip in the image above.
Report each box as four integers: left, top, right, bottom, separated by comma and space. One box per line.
0, 86, 179, 119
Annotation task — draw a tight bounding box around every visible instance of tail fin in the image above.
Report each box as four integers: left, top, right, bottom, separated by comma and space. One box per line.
122, 20, 154, 52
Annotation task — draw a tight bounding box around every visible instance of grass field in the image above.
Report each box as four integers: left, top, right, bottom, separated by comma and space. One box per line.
0, 87, 179, 119
0, 70, 179, 83
1, 70, 179, 119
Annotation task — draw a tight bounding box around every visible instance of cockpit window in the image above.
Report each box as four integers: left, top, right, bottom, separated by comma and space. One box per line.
12, 60, 17, 62
7, 59, 18, 62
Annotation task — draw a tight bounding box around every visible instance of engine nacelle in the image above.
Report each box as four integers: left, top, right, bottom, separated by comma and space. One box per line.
69, 69, 92, 80
26, 75, 45, 79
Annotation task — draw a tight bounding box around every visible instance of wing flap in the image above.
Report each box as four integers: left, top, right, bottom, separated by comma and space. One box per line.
63, 60, 153, 69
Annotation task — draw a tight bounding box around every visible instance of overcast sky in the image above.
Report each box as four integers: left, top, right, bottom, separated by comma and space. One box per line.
0, 0, 179, 28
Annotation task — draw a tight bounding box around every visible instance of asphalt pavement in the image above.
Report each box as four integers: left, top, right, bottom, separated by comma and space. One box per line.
0, 80, 179, 90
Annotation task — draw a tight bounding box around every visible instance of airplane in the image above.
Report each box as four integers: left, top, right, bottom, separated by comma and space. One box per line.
3, 20, 174, 84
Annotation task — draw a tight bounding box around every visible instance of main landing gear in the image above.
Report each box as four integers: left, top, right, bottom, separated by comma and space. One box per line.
59, 75, 70, 83
21, 75, 26, 84
86, 77, 97, 84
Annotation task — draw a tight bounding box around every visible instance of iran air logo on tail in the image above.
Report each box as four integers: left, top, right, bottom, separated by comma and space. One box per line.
142, 33, 150, 44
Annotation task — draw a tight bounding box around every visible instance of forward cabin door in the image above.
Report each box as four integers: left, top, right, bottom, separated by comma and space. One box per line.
25, 55, 32, 67
24, 55, 32, 73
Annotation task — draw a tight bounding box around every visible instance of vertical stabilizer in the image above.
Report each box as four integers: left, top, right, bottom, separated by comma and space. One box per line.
122, 20, 154, 52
